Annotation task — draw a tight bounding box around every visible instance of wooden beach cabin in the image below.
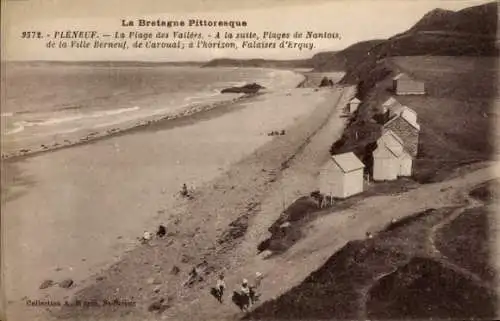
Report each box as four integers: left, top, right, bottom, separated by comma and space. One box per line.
373, 129, 413, 181
345, 97, 361, 114
383, 107, 420, 157
319, 152, 365, 199
393, 73, 425, 96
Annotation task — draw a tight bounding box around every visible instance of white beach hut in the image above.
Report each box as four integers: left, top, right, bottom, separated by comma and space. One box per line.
346, 97, 361, 114
373, 130, 413, 181
319, 152, 365, 198
393, 73, 425, 95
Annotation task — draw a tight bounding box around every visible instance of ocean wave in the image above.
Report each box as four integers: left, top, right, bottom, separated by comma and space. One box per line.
35, 106, 141, 126
183, 90, 224, 104
5, 122, 25, 135
4, 106, 142, 135
92, 106, 141, 118
213, 81, 247, 89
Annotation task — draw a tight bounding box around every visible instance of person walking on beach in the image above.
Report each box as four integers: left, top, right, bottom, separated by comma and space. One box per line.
156, 224, 167, 238
216, 274, 226, 303
181, 183, 189, 197
140, 231, 152, 244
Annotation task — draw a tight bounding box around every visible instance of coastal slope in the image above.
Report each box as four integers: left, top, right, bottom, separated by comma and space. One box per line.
246, 2, 498, 320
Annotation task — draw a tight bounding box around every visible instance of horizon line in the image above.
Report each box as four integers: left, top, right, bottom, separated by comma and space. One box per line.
1, 57, 317, 63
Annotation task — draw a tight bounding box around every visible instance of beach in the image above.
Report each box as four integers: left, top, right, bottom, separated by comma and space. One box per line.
2, 68, 353, 320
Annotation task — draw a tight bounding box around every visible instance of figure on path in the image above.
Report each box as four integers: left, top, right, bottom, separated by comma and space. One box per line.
140, 231, 152, 244
254, 272, 264, 288
232, 290, 250, 311
210, 274, 226, 303
241, 279, 251, 304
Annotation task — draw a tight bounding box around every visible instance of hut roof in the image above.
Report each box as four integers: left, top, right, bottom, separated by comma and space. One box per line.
350, 97, 361, 104
393, 72, 424, 83
382, 97, 403, 108
401, 106, 418, 122
379, 129, 407, 157
393, 73, 415, 81
331, 152, 365, 173
384, 110, 421, 131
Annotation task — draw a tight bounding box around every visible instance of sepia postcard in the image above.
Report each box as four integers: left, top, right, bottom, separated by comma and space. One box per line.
1, 0, 499, 320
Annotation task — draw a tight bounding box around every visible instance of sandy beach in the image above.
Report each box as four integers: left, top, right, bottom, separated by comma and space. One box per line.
2, 73, 353, 320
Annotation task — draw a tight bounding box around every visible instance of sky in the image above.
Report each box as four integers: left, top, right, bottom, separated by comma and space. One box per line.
1, 0, 493, 61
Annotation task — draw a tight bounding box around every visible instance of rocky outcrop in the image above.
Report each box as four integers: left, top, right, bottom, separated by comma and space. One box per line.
220, 83, 265, 94
319, 77, 334, 87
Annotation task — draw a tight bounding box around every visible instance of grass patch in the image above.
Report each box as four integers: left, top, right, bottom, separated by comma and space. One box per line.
469, 179, 500, 203
258, 196, 319, 255
435, 206, 496, 282
366, 256, 497, 320
247, 207, 462, 320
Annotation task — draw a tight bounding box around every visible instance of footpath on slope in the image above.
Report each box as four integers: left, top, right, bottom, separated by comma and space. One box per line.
245, 162, 499, 320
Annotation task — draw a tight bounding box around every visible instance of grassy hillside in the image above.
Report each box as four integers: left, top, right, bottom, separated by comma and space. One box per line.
202, 40, 384, 71
406, 2, 497, 35
309, 40, 385, 71
340, 1, 498, 90
245, 3, 498, 320
204, 3, 497, 72
331, 56, 497, 183
328, 2, 498, 182
247, 189, 498, 320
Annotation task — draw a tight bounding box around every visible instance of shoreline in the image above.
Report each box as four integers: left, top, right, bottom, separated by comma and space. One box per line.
1, 66, 307, 162
1, 93, 254, 162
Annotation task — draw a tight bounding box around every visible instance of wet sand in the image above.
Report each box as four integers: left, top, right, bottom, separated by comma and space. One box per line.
2, 84, 349, 320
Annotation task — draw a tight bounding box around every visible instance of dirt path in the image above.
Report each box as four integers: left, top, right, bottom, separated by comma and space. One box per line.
257, 162, 498, 320
160, 162, 498, 318
243, 162, 499, 321
423, 181, 496, 291
428, 190, 483, 252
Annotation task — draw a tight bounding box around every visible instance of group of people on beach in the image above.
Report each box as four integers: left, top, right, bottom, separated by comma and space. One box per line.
139, 183, 193, 244
138, 183, 266, 311
139, 224, 167, 244
211, 272, 264, 311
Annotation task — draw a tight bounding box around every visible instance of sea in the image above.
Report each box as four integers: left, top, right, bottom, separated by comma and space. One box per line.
1, 62, 304, 142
